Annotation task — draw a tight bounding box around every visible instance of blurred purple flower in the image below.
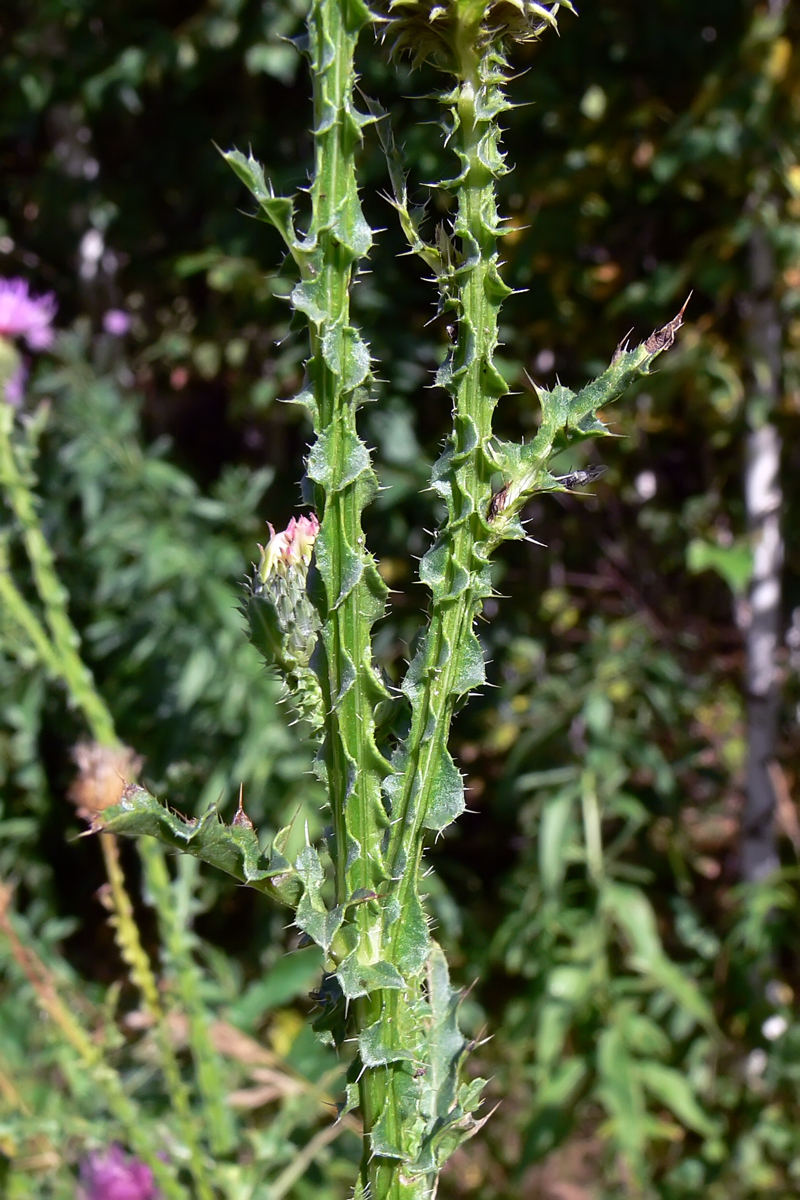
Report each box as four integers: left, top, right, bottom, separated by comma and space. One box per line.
0, 277, 57, 350
5, 361, 27, 407
78, 1145, 160, 1200
102, 309, 131, 337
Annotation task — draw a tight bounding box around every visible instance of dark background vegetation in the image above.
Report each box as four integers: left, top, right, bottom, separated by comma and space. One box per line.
2, 1, 800, 1196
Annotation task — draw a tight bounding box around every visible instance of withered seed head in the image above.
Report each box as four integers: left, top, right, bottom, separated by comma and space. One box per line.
68, 741, 143, 821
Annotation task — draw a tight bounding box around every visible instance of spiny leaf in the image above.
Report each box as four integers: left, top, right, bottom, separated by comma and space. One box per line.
359, 1017, 416, 1068
321, 325, 372, 391
307, 425, 371, 492
292, 279, 329, 326
295, 844, 345, 954
221, 148, 304, 259
422, 750, 465, 832
314, 528, 365, 610
336, 955, 405, 1000
390, 889, 431, 977
370, 1077, 424, 1160
96, 785, 300, 906
408, 944, 487, 1174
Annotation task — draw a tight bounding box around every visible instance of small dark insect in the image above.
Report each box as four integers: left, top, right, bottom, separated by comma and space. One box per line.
487, 483, 510, 522
556, 464, 608, 492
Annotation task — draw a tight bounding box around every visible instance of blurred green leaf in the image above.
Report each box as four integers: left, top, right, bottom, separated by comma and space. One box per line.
538, 789, 576, 896
686, 538, 754, 597
227, 946, 324, 1031
637, 1060, 718, 1139
602, 883, 714, 1030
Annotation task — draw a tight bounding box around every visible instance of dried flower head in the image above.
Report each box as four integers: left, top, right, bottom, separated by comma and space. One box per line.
68, 741, 144, 820
78, 1145, 159, 1200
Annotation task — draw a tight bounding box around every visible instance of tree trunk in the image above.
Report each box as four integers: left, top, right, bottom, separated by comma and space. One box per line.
740, 224, 783, 883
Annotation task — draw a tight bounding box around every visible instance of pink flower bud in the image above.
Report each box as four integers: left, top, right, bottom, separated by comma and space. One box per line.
258, 523, 291, 580
258, 513, 319, 581
284, 514, 320, 567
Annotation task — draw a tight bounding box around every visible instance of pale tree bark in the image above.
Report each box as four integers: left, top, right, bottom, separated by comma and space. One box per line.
740, 223, 784, 883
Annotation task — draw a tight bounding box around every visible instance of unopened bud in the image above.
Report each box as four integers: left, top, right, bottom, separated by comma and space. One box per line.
288, 514, 320, 565
258, 513, 319, 582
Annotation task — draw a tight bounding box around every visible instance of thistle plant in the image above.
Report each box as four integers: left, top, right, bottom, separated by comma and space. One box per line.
99, 1, 688, 1196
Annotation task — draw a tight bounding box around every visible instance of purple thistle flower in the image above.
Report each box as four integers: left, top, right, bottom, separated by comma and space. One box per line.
0, 277, 57, 351
102, 308, 131, 337
77, 1145, 160, 1200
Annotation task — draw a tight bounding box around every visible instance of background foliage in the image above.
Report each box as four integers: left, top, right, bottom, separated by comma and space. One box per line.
2, 0, 800, 1196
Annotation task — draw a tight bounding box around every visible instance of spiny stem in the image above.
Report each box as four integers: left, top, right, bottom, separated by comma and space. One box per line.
299, 1, 404, 1192
388, 24, 511, 915
303, 0, 392, 908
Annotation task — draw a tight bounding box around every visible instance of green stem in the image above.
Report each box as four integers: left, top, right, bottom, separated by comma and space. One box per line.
388, 34, 507, 914
306, 0, 390, 907
362, 26, 511, 1200
300, 1, 401, 1192
0, 536, 65, 679
141, 841, 238, 1157
0, 402, 117, 745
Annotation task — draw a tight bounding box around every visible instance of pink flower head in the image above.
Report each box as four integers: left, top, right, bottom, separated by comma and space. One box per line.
78, 1145, 159, 1200
258, 513, 319, 581
0, 277, 57, 350
103, 309, 131, 337
284, 514, 320, 567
